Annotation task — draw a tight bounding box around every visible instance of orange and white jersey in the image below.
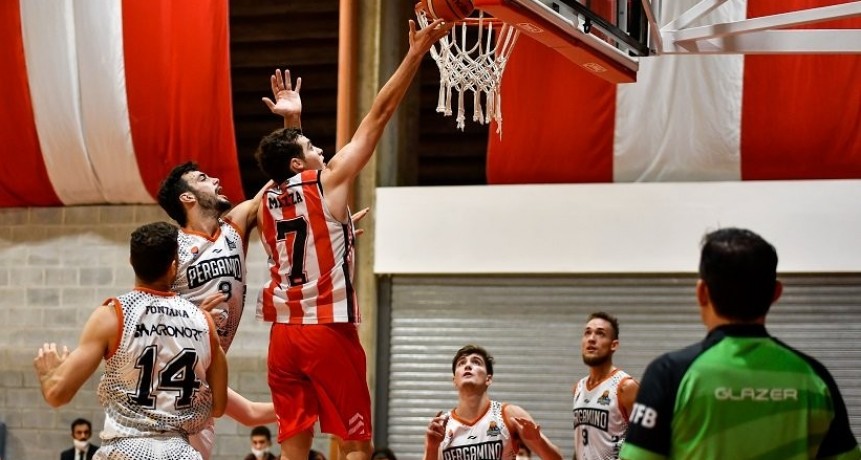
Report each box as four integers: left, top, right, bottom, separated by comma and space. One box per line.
172, 219, 246, 352
98, 288, 217, 441
257, 170, 359, 324
572, 369, 633, 460
438, 401, 518, 460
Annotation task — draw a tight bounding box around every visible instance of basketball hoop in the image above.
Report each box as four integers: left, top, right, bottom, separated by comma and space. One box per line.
417, 9, 519, 136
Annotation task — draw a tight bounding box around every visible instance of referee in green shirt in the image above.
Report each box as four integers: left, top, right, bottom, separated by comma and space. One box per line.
621, 228, 860, 460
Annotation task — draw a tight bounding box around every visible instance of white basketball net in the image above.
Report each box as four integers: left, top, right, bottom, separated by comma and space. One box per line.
417, 10, 519, 136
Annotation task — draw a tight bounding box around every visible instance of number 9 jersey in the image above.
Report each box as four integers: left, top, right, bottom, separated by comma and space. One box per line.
573, 369, 633, 460
172, 219, 246, 353
97, 288, 218, 440
257, 170, 360, 325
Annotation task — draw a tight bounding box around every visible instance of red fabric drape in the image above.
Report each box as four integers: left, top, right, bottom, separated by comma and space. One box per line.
741, 0, 861, 180
0, 1, 61, 207
487, 0, 861, 185
123, 0, 244, 200
487, 35, 617, 184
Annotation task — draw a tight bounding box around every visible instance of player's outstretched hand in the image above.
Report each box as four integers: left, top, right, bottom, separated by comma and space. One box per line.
512, 416, 542, 442
34, 342, 69, 377
262, 68, 302, 118
409, 18, 454, 55
425, 410, 450, 447
200, 292, 227, 313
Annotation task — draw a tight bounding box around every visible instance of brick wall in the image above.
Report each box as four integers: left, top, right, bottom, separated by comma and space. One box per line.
0, 205, 331, 460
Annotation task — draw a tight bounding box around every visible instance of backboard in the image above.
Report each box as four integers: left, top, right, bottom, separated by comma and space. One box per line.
473, 0, 651, 83
416, 0, 652, 133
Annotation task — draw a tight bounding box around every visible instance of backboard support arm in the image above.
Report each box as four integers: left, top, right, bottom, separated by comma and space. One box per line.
655, 0, 861, 54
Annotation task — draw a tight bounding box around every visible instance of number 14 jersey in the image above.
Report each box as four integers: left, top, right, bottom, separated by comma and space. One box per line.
97, 288, 218, 440
257, 170, 359, 325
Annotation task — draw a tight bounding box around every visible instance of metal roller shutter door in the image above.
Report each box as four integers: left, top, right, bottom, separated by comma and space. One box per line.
380, 274, 861, 459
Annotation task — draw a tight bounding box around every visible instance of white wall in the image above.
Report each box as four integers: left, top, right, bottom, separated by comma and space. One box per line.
375, 180, 861, 273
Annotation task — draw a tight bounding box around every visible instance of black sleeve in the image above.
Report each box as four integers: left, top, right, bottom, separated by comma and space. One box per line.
811, 361, 860, 458
624, 354, 679, 457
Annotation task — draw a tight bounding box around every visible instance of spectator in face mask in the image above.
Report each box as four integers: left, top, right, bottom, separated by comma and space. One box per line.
372, 447, 397, 460
60, 418, 99, 460
517, 445, 531, 460
244, 426, 278, 460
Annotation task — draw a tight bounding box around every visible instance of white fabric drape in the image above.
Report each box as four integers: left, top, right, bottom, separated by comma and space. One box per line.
614, 0, 746, 182
20, 0, 150, 204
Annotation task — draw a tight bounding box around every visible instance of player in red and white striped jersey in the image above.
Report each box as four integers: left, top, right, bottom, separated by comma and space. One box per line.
253, 19, 453, 460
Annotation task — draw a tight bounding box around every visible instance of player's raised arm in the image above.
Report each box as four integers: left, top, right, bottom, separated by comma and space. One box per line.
263, 68, 303, 130
225, 179, 275, 239
204, 312, 228, 418
225, 388, 277, 426
506, 405, 563, 460
422, 411, 449, 460
323, 19, 452, 193
34, 304, 118, 408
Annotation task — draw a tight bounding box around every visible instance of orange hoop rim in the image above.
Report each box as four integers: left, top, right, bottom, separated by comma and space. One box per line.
415, 6, 508, 29
452, 15, 508, 28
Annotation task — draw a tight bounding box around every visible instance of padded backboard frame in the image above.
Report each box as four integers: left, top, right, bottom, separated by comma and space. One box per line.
473, 0, 651, 83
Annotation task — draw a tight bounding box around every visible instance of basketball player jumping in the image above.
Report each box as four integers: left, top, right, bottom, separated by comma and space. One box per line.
253, 18, 452, 460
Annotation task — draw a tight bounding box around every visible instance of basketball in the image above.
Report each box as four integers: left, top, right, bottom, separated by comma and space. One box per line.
422, 0, 475, 22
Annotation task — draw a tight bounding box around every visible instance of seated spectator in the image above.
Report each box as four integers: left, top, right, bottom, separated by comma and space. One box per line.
244, 426, 277, 460
372, 447, 397, 460
60, 418, 98, 460
517, 444, 531, 460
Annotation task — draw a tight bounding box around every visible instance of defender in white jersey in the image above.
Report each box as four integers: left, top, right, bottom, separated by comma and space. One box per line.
423, 345, 563, 460
157, 68, 304, 355
159, 159, 280, 458
34, 222, 228, 460
173, 220, 247, 351
159, 71, 306, 456
574, 312, 638, 460
439, 400, 517, 460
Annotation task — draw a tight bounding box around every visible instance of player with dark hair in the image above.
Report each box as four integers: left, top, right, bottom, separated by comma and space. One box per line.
254, 19, 452, 460
60, 418, 98, 460
245, 426, 278, 460
422, 345, 562, 460
154, 67, 310, 460
621, 227, 860, 460
35, 222, 227, 459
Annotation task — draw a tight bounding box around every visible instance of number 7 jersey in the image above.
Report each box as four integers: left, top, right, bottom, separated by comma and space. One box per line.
257, 170, 359, 325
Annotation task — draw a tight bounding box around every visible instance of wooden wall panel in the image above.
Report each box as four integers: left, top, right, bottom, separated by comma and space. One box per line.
229, 1, 489, 197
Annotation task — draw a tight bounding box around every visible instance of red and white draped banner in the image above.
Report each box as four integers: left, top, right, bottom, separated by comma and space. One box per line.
0, 0, 242, 207
488, 0, 861, 184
